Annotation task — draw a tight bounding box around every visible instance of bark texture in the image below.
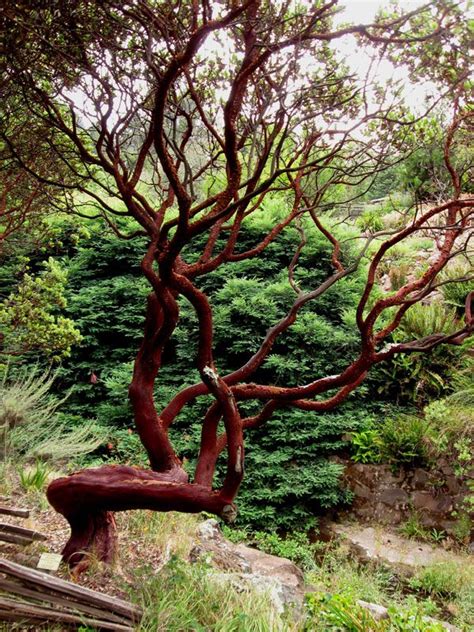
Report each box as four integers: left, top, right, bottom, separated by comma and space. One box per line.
47, 465, 234, 567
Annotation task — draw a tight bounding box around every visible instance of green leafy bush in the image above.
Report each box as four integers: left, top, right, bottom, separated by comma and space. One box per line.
351, 415, 433, 468
0, 258, 81, 361
305, 592, 446, 632
439, 260, 473, 313
50, 221, 375, 529
375, 302, 464, 405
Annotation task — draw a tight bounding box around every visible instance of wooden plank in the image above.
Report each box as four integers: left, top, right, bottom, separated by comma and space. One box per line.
0, 532, 33, 546
0, 558, 142, 621
0, 597, 134, 631
0, 506, 29, 518
0, 522, 47, 541
0, 578, 130, 625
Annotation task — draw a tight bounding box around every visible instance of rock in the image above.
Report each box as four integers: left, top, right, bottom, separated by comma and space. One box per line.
197, 518, 221, 541
331, 524, 467, 574
411, 468, 430, 489
357, 600, 389, 620
357, 601, 461, 631
352, 481, 373, 500
412, 491, 452, 515
192, 520, 251, 573
212, 571, 300, 615
379, 488, 409, 507
423, 616, 461, 631
444, 476, 461, 495
339, 459, 468, 537
191, 519, 305, 613
234, 542, 304, 592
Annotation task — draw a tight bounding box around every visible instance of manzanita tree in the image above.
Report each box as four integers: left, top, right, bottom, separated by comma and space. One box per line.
1, 0, 472, 567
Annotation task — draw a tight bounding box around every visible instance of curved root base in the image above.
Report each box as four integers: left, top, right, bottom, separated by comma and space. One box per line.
47, 465, 234, 570
62, 510, 117, 569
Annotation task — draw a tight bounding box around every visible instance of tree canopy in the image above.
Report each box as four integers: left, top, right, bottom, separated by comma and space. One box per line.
1, 0, 472, 568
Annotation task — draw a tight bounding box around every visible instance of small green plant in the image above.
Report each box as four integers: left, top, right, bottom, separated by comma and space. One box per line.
439, 260, 473, 313
409, 561, 472, 599
389, 262, 411, 291
18, 460, 50, 492
453, 437, 472, 477
428, 529, 446, 544
251, 530, 319, 572
305, 592, 445, 631
399, 512, 431, 541
357, 206, 384, 232
399, 301, 459, 339
451, 511, 471, 545
306, 592, 385, 631
378, 415, 432, 466
387, 604, 445, 631
351, 428, 383, 464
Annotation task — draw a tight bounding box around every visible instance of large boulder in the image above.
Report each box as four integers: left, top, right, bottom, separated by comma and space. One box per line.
189, 519, 305, 614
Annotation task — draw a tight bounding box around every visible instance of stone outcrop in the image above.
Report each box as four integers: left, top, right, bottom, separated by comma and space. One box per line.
330, 524, 468, 574
189, 519, 305, 614
339, 460, 472, 539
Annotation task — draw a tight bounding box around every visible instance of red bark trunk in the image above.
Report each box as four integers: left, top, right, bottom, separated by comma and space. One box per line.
47, 465, 234, 568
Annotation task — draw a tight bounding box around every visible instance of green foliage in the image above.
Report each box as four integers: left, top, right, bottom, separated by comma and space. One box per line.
375, 302, 464, 405
306, 592, 386, 631
377, 415, 432, 467
131, 556, 297, 632
399, 512, 436, 542
0, 367, 104, 463
357, 206, 385, 232
351, 429, 383, 464
45, 219, 376, 529
0, 258, 81, 361
18, 460, 50, 492
304, 545, 449, 632
351, 414, 432, 468
233, 406, 369, 530
222, 528, 319, 572
306, 593, 445, 632
4, 214, 468, 531
409, 562, 473, 600
399, 302, 459, 339
439, 260, 473, 313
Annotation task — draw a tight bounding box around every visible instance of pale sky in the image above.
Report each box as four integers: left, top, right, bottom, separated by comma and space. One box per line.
69, 1, 448, 131
338, 0, 424, 24
335, 1, 435, 112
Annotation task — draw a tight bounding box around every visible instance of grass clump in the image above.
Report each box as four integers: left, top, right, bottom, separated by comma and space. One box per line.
409, 561, 473, 599
132, 556, 298, 632
409, 561, 474, 629
122, 510, 200, 559
0, 367, 105, 463
18, 460, 51, 492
